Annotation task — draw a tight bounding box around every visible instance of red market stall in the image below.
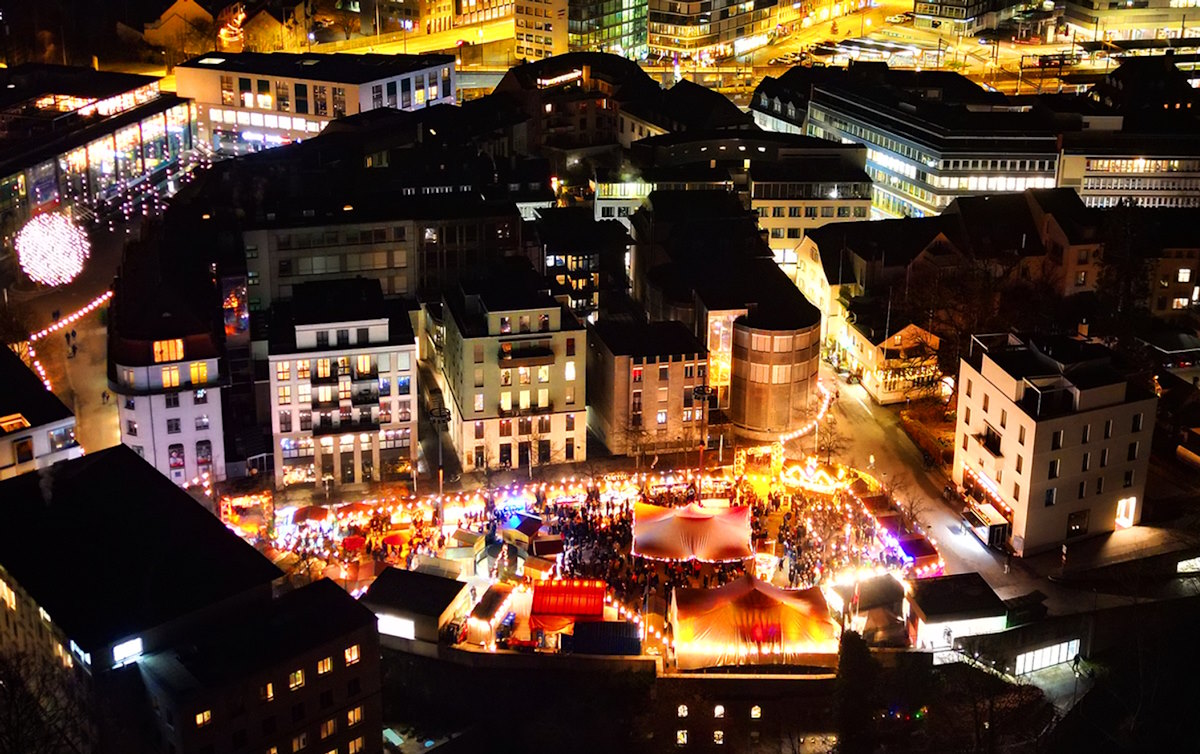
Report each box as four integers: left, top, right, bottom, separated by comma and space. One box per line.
632, 502, 753, 562
530, 579, 606, 634
670, 574, 840, 670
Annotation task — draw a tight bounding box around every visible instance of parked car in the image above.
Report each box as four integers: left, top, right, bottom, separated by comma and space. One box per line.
886, 14, 907, 23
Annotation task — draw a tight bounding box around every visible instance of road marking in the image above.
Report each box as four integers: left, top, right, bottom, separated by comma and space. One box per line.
853, 392, 870, 411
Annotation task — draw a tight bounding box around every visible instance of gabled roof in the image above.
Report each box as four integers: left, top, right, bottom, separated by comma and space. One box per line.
946, 193, 1046, 259
804, 216, 955, 286
0, 446, 282, 651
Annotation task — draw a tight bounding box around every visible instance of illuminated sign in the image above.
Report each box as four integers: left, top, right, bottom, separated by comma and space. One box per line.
733, 34, 769, 55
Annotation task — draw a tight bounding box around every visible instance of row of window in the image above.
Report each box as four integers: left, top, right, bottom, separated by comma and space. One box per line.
216, 74, 345, 117
277, 377, 411, 406
279, 429, 412, 458
128, 440, 212, 469
207, 107, 323, 134
477, 413, 576, 438
497, 386, 575, 411
1043, 471, 1135, 508
477, 437, 575, 467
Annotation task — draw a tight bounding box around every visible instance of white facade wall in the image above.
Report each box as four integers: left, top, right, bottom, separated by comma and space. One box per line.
267, 320, 418, 489
114, 354, 226, 485
953, 354, 1155, 556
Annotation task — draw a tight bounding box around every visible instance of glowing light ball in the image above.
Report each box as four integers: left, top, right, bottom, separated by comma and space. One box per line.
16, 213, 91, 287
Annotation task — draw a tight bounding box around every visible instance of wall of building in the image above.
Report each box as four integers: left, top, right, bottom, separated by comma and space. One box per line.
0, 416, 82, 481
728, 322, 820, 440
515, 0, 568, 61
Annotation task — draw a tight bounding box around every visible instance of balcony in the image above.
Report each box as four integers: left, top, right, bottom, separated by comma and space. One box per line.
973, 428, 1003, 458
312, 394, 340, 409
498, 344, 555, 367
498, 400, 555, 417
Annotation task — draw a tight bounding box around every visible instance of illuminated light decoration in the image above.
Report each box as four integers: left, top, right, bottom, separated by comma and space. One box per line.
16, 214, 92, 287
536, 70, 582, 88
28, 291, 113, 342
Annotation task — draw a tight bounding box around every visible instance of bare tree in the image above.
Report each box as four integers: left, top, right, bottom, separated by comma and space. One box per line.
816, 412, 847, 466
0, 649, 94, 754
890, 477, 929, 532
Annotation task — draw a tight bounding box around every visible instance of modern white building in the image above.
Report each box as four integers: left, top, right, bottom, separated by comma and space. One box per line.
176, 51, 455, 154
0, 346, 82, 480
440, 259, 586, 473
953, 333, 1156, 557
267, 279, 418, 489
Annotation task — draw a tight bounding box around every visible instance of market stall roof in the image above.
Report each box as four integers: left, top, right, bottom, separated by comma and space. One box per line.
531, 580, 606, 618
832, 574, 905, 612
361, 567, 466, 619
672, 574, 839, 669
470, 584, 515, 622
632, 502, 753, 562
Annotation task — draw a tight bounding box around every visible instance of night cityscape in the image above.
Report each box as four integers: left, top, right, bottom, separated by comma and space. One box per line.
4, 0, 1200, 752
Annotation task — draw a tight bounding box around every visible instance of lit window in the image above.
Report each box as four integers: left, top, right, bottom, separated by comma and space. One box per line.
317, 656, 332, 675
356, 354, 372, 373
278, 386, 292, 405
153, 339, 184, 363
1179, 268, 1192, 283
676, 730, 688, 746
750, 705, 761, 719
713, 730, 725, 744
297, 360, 311, 378
262, 682, 274, 701
112, 637, 143, 666
345, 644, 361, 665
565, 361, 576, 381
292, 733, 307, 752
161, 366, 180, 388
657, 410, 667, 425
714, 705, 725, 718
289, 669, 305, 690
677, 705, 688, 718
347, 705, 363, 727
348, 738, 365, 754
195, 709, 212, 727
320, 717, 337, 739
190, 362, 208, 385
276, 361, 291, 381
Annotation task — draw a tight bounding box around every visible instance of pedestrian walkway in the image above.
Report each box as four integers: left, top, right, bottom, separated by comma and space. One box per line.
35, 311, 118, 455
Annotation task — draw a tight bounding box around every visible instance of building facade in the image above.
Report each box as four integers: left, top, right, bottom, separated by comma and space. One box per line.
647, 0, 777, 60
176, 51, 455, 154
267, 280, 418, 489
587, 320, 708, 457
441, 261, 587, 473
567, 0, 648, 58
515, 0, 569, 61
0, 347, 82, 481
953, 333, 1156, 556
109, 262, 229, 486
806, 81, 1059, 218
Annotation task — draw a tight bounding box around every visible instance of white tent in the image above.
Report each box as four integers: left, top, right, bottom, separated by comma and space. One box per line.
632, 502, 753, 562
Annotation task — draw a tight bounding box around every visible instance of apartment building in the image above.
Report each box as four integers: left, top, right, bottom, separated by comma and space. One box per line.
440, 259, 587, 472
109, 255, 228, 485
267, 279, 418, 489
176, 51, 455, 154
0, 346, 82, 480
587, 320, 708, 457
647, 0, 776, 60
953, 333, 1156, 556
567, 0, 647, 58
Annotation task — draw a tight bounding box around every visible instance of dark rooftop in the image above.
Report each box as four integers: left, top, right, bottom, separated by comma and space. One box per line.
534, 206, 631, 253
178, 51, 454, 84
694, 257, 822, 331
361, 567, 466, 618
0, 64, 157, 107
832, 574, 904, 611
748, 158, 871, 185
908, 572, 1007, 622
805, 216, 956, 286
0, 346, 73, 436
268, 281, 416, 355
142, 579, 375, 692
0, 446, 282, 651
621, 79, 753, 131
590, 320, 706, 359
947, 193, 1046, 259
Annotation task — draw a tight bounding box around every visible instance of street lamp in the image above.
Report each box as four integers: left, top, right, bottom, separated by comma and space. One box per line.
693, 385, 715, 478
429, 406, 452, 522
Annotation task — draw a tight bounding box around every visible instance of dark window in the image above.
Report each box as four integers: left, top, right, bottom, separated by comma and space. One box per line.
347, 678, 361, 696
261, 716, 276, 735
232, 729, 247, 747
320, 690, 334, 709
357, 327, 370, 344
317, 331, 329, 348
165, 393, 180, 409
386, 80, 397, 107
292, 703, 305, 722
294, 83, 309, 114
1044, 488, 1056, 507
1067, 510, 1089, 538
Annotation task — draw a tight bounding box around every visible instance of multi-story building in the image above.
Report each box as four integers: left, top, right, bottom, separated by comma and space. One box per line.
515, 0, 568, 61
587, 320, 708, 456
1058, 133, 1200, 209
568, 0, 648, 58
440, 259, 587, 472
240, 194, 524, 309
0, 64, 194, 234
842, 312, 943, 405
109, 252, 228, 485
749, 159, 873, 272
1062, 0, 1197, 40
176, 51, 456, 154
616, 79, 754, 149
647, 0, 777, 60
0, 346, 82, 480
531, 206, 632, 320
140, 579, 383, 754
804, 66, 1060, 218
456, 0, 515, 27
953, 333, 1156, 556
0, 445, 285, 751
267, 279, 418, 489
912, 0, 1024, 35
